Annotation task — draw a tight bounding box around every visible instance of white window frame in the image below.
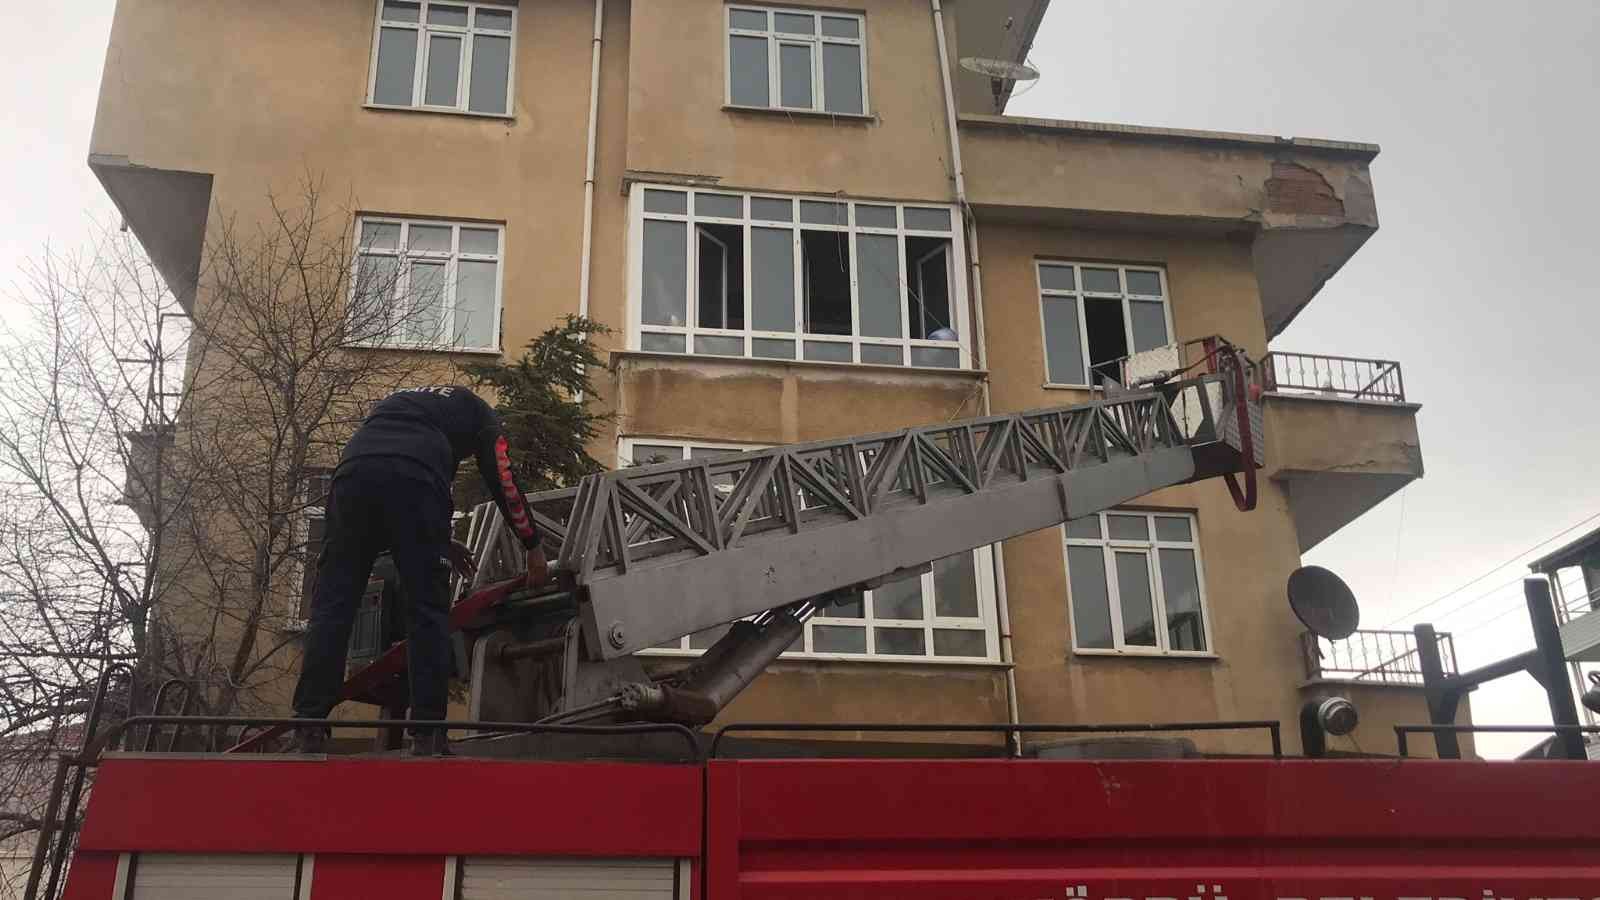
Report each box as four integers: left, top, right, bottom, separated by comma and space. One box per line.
726, 5, 869, 115
1063, 509, 1214, 657
365, 0, 517, 117
1037, 261, 1175, 388
349, 216, 505, 353
287, 469, 335, 627
620, 437, 1000, 664
627, 185, 972, 369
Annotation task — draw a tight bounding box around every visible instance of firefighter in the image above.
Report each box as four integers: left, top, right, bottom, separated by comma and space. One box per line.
290, 385, 546, 756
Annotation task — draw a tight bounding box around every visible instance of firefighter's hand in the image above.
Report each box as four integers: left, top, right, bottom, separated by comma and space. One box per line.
446, 540, 478, 579
525, 545, 550, 589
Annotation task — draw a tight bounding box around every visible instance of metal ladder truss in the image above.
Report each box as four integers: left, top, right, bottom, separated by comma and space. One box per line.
477, 368, 1251, 660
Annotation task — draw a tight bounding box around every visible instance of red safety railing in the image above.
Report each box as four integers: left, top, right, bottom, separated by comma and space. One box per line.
1301, 628, 1456, 686
1261, 351, 1406, 403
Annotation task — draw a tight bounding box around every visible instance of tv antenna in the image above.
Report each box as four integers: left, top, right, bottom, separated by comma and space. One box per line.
1287, 565, 1361, 641
959, 57, 1040, 112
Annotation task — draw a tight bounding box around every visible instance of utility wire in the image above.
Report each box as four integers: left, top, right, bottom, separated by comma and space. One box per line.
1380, 510, 1600, 629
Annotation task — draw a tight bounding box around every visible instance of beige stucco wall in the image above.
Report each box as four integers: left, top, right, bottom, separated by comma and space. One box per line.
1302, 681, 1476, 759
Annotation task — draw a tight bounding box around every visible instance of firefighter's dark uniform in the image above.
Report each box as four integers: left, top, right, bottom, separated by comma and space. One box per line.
290, 386, 538, 734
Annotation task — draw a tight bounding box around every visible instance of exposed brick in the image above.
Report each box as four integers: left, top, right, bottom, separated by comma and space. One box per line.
1265, 161, 1345, 217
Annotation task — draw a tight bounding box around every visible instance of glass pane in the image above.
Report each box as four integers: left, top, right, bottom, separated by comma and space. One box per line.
1039, 264, 1075, 291
643, 189, 687, 214
932, 552, 979, 618
751, 227, 794, 332
454, 259, 497, 348
1115, 552, 1157, 647
774, 12, 815, 34
904, 207, 952, 231
468, 33, 510, 114
695, 193, 743, 218
640, 332, 685, 353
859, 344, 901, 365
855, 204, 896, 228
459, 227, 498, 255
1064, 516, 1100, 540
402, 261, 447, 343
1130, 300, 1168, 352
627, 444, 682, 466
1082, 267, 1121, 293
382, 1, 421, 23
729, 35, 770, 107
798, 201, 846, 226
373, 27, 419, 105
874, 627, 926, 656
821, 16, 859, 38
407, 224, 451, 253
812, 624, 866, 653
779, 43, 814, 108
424, 34, 463, 106
804, 341, 851, 363
856, 233, 900, 338
751, 197, 792, 222
872, 577, 924, 620
475, 7, 513, 30
1067, 545, 1112, 649
729, 8, 768, 30
350, 255, 400, 341
641, 220, 687, 327
1154, 516, 1192, 543
822, 43, 864, 114
1107, 514, 1148, 541
427, 4, 468, 26
909, 347, 959, 368
752, 338, 795, 359
825, 592, 864, 618
360, 221, 401, 249
933, 629, 986, 658
1160, 548, 1206, 651
1126, 270, 1163, 295
1042, 297, 1084, 385
689, 623, 731, 650
695, 335, 744, 357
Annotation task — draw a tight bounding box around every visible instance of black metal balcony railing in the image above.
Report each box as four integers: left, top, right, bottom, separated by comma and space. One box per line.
1261, 351, 1406, 403
1301, 629, 1457, 686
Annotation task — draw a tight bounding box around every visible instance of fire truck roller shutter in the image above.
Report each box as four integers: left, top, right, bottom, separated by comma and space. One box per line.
459, 857, 681, 900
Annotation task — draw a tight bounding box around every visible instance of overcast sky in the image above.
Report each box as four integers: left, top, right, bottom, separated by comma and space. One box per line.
4, 2, 1598, 758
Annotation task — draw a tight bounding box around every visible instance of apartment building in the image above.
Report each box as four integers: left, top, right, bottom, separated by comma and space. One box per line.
89, 0, 1460, 755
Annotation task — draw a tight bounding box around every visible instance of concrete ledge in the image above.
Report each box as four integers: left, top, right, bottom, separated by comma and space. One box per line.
960, 113, 1380, 159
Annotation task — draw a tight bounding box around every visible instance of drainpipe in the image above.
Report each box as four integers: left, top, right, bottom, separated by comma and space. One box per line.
930, 0, 1022, 756
577, 0, 604, 321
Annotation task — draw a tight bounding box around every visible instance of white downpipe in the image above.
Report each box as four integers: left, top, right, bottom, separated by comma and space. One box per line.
577, 0, 604, 320
930, 0, 1021, 755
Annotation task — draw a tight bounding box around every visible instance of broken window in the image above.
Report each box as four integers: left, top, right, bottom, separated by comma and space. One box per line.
634, 186, 969, 367
1037, 262, 1172, 387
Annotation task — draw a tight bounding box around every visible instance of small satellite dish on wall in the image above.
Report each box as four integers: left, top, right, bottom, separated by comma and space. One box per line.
1287, 565, 1361, 641
959, 57, 1040, 81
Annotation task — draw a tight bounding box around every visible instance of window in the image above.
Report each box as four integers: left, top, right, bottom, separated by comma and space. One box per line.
350, 216, 503, 351
1064, 510, 1211, 655
726, 6, 867, 115
294, 469, 335, 621
631, 186, 969, 368
368, 1, 516, 116
1038, 262, 1172, 388
620, 438, 999, 662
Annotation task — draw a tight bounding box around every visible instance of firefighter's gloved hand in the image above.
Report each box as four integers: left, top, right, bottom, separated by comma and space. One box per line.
446, 540, 478, 579
524, 545, 550, 589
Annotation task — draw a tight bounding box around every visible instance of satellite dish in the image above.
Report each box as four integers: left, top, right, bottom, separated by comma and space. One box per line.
959, 57, 1040, 81
1287, 565, 1360, 640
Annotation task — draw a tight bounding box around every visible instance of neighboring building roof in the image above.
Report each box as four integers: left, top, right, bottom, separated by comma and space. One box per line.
1528, 523, 1600, 574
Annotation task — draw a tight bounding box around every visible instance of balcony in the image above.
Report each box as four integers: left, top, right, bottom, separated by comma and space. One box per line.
1301, 628, 1457, 686
1260, 351, 1422, 552
1528, 527, 1600, 663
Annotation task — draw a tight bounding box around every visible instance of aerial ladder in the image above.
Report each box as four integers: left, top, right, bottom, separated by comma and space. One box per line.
231, 338, 1261, 749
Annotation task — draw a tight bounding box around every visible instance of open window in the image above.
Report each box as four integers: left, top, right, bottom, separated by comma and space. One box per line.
696, 224, 744, 332
907, 237, 953, 340
1038, 262, 1172, 387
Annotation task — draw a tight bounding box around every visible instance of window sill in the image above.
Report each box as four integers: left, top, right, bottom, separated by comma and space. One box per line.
723, 104, 877, 124
641, 648, 1011, 668
362, 102, 515, 122
342, 342, 504, 358
612, 349, 987, 380
1043, 383, 1098, 392
1072, 648, 1219, 661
